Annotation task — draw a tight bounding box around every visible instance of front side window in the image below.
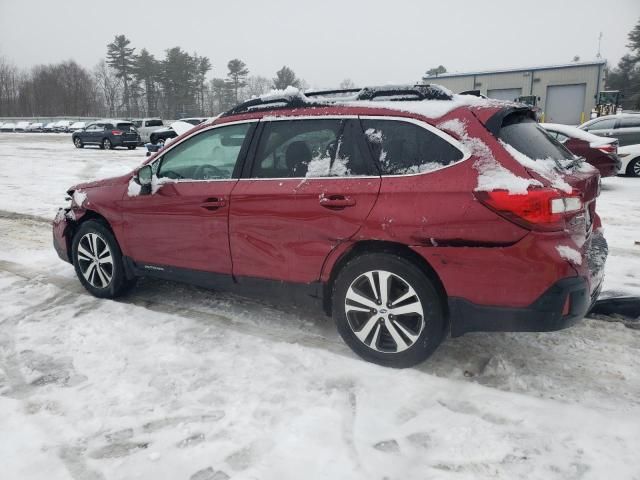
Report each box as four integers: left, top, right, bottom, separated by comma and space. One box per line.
157, 123, 251, 180
361, 119, 464, 175
252, 119, 372, 178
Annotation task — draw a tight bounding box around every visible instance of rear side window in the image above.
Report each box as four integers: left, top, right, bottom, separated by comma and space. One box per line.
618, 117, 640, 128
584, 118, 615, 130
252, 119, 373, 178
146, 119, 163, 127
360, 119, 464, 175
499, 115, 573, 161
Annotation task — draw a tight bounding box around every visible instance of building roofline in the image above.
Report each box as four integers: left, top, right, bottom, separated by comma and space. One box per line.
423, 60, 607, 79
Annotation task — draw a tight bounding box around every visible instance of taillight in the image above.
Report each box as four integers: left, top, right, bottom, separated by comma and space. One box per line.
592, 143, 617, 154
474, 188, 582, 231
111, 130, 123, 136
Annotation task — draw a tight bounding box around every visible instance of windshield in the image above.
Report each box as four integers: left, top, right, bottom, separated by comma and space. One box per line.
499, 114, 574, 162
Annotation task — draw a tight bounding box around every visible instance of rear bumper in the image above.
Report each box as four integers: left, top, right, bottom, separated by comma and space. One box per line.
449, 276, 590, 336
112, 136, 139, 146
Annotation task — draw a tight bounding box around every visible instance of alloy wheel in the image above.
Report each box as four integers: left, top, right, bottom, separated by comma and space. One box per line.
76, 232, 113, 288
633, 159, 640, 177
74, 138, 82, 148
104, 139, 111, 149
345, 270, 425, 353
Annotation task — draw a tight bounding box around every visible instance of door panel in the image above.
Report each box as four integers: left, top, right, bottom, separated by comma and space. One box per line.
229, 177, 379, 283
120, 122, 255, 274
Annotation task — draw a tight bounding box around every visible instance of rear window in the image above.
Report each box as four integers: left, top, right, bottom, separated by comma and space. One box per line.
499, 115, 573, 161
146, 119, 163, 127
117, 122, 136, 131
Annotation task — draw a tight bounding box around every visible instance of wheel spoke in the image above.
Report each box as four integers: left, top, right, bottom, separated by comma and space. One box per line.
83, 262, 96, 281
364, 272, 379, 301
345, 290, 378, 310
390, 286, 417, 307
385, 318, 410, 352
369, 323, 381, 350
391, 319, 419, 344
90, 234, 98, 256
346, 304, 371, 313
378, 271, 391, 305
98, 254, 112, 265
390, 299, 423, 317
95, 264, 109, 287
354, 314, 380, 343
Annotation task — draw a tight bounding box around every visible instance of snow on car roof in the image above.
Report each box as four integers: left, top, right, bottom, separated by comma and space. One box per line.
541, 123, 616, 145
243, 85, 515, 120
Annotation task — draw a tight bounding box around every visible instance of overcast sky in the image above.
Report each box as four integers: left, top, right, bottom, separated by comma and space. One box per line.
0, 0, 638, 87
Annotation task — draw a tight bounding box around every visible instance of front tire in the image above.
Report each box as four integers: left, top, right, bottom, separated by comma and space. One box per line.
626, 157, 640, 177
74, 137, 84, 148
127, 145, 136, 150
72, 220, 136, 298
332, 254, 445, 368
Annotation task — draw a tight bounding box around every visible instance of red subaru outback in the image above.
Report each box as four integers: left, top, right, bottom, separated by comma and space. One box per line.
53, 85, 607, 367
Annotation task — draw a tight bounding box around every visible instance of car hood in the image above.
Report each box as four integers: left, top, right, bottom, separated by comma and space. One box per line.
171, 120, 196, 137
68, 173, 131, 192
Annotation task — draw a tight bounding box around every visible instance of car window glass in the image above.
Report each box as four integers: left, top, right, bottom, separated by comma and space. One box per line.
157, 123, 251, 181
586, 118, 616, 130
499, 114, 573, 161
252, 119, 371, 178
556, 133, 569, 143
361, 119, 464, 175
146, 119, 163, 127
618, 117, 640, 128
133, 120, 142, 128
85, 124, 98, 131
117, 122, 135, 132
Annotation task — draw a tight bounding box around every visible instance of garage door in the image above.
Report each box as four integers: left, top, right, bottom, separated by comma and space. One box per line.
487, 88, 522, 101
545, 84, 586, 125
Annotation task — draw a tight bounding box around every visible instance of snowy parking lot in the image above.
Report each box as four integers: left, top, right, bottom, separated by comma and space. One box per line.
0, 133, 639, 479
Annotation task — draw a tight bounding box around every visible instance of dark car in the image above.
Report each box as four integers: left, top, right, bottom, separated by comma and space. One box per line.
149, 118, 207, 145
72, 120, 140, 150
579, 113, 640, 147
53, 85, 606, 368
541, 123, 621, 177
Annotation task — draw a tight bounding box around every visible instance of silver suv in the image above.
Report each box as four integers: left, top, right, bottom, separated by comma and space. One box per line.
579, 114, 640, 147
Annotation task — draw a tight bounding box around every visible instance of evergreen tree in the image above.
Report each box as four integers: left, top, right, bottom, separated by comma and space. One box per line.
133, 49, 160, 116
226, 59, 249, 104
273, 66, 300, 89
106, 35, 136, 116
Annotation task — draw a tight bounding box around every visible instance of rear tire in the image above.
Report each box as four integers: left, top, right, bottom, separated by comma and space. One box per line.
127, 145, 136, 150
332, 253, 445, 368
72, 220, 136, 298
102, 138, 113, 150
626, 157, 640, 177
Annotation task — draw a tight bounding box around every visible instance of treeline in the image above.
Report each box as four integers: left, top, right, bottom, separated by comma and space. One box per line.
607, 19, 640, 110
0, 34, 344, 119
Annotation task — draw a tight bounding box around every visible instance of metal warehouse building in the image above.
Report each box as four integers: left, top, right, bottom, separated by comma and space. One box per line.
423, 61, 606, 125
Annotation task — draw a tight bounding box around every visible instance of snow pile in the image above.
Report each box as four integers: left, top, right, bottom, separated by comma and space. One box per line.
259, 86, 304, 102
127, 178, 141, 197
501, 142, 573, 193
305, 155, 351, 177
436, 119, 542, 194
556, 245, 583, 265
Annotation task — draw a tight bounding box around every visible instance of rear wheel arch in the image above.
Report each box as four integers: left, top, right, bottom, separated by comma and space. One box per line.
323, 241, 449, 322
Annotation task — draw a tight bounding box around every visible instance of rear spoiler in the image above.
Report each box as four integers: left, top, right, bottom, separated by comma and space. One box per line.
481, 106, 536, 137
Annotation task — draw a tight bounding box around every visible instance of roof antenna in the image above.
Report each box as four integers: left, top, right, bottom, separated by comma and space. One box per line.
596, 32, 603, 59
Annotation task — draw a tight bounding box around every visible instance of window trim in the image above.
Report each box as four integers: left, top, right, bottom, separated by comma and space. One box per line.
238, 115, 470, 181
359, 115, 471, 178
150, 119, 258, 183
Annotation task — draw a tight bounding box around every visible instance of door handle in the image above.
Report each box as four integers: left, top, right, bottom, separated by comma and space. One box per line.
319, 195, 356, 210
200, 197, 226, 210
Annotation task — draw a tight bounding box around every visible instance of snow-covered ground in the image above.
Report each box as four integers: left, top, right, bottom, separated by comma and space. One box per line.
0, 132, 639, 480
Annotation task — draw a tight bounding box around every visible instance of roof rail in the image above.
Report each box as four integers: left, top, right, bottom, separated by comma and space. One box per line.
221, 83, 453, 117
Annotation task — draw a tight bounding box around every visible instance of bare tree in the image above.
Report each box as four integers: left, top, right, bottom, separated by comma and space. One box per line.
94, 60, 122, 117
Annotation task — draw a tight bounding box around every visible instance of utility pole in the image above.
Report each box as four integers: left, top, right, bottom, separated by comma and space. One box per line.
596, 32, 603, 59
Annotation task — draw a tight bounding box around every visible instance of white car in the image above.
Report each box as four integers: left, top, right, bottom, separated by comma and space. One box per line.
14, 121, 31, 132
69, 121, 86, 132
132, 118, 165, 143
26, 122, 44, 132
1, 122, 16, 132
53, 120, 73, 132
618, 144, 640, 177
44, 122, 57, 132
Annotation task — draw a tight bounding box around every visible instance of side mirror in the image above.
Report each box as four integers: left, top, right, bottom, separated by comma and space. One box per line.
137, 165, 153, 195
